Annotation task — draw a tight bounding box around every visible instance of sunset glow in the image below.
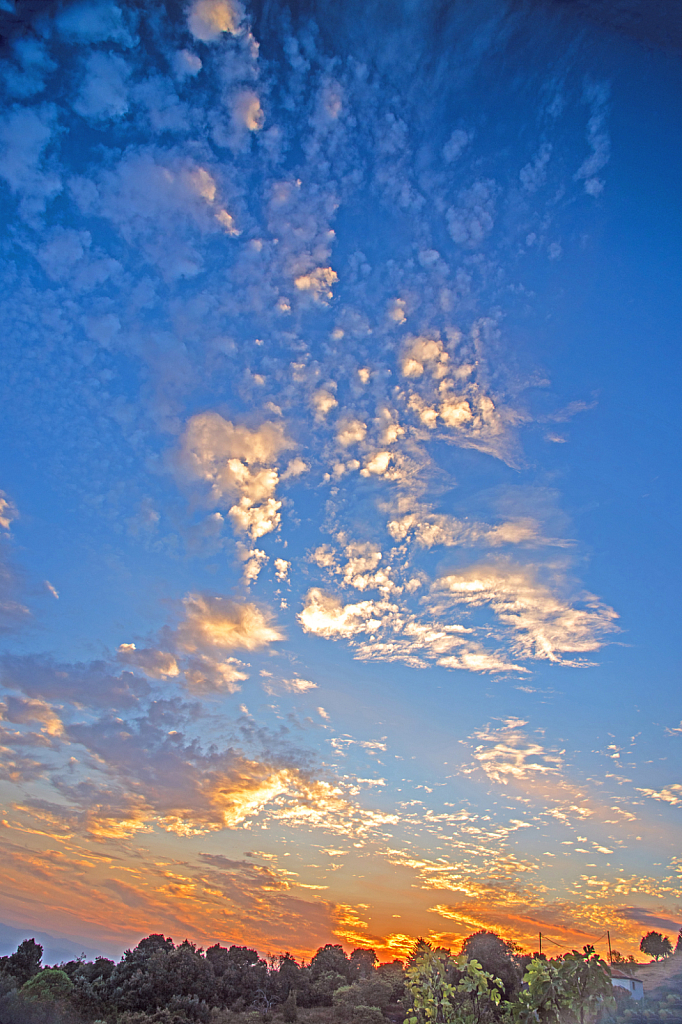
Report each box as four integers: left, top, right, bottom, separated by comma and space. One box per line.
0, 0, 680, 967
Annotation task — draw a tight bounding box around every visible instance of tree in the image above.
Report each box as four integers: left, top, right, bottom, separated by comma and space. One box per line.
514, 957, 567, 1024
675, 929, 682, 955
461, 932, 523, 1002
561, 946, 614, 1024
404, 941, 458, 1024
350, 948, 379, 980
514, 947, 613, 1024
310, 944, 352, 981
640, 932, 673, 961
1, 939, 43, 986
21, 969, 74, 1002
333, 977, 392, 1013
377, 959, 406, 1002
610, 951, 637, 966
403, 941, 503, 1024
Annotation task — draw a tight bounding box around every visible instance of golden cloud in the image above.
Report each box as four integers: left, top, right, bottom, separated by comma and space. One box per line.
177, 593, 284, 652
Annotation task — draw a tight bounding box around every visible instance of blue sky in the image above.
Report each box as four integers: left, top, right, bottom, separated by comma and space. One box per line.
0, 0, 680, 961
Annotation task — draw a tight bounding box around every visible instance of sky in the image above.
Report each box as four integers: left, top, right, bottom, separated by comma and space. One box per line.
0, 0, 680, 965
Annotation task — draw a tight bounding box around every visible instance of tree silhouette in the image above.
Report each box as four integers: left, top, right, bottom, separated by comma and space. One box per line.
640, 932, 673, 961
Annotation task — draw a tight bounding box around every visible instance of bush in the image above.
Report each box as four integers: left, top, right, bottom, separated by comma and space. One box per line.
350, 1007, 385, 1024
333, 979, 392, 1011
282, 990, 298, 1022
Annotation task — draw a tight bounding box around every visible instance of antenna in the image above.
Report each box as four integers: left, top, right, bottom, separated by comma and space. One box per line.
539, 933, 542, 956
607, 931, 612, 965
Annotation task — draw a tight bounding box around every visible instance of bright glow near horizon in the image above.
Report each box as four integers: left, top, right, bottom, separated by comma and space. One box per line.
0, 0, 680, 963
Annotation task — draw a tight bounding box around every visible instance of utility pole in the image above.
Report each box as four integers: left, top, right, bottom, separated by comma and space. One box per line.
607, 931, 612, 965
539, 932, 542, 956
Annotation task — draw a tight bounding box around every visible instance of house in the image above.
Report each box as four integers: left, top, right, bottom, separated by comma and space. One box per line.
611, 968, 644, 1001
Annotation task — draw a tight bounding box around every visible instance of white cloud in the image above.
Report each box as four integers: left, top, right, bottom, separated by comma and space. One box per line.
173, 49, 203, 80
187, 0, 244, 42
177, 593, 283, 652
336, 418, 367, 447
469, 718, 564, 785
443, 128, 471, 162
0, 492, 17, 533
117, 644, 180, 678
183, 653, 249, 693
574, 81, 610, 196
233, 90, 264, 132
73, 52, 130, 121
635, 784, 682, 807
434, 562, 618, 664
241, 547, 268, 584
274, 558, 290, 581
55, 1, 135, 46
519, 143, 552, 193
312, 387, 338, 420
388, 511, 565, 550
298, 589, 395, 640
179, 413, 292, 539
294, 266, 338, 302
0, 104, 61, 216
446, 180, 496, 247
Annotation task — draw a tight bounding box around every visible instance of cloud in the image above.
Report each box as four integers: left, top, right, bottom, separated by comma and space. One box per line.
574, 81, 610, 196
336, 418, 367, 447
0, 492, 17, 533
0, 654, 151, 708
179, 412, 292, 539
0, 695, 64, 738
36, 227, 92, 281
0, 104, 61, 217
635, 784, 682, 807
298, 589, 521, 674
294, 266, 338, 302
73, 52, 130, 121
183, 653, 249, 693
2, 38, 56, 99
520, 143, 552, 193
261, 675, 318, 695
0, 488, 22, 632
469, 718, 564, 786
434, 561, 618, 664
312, 386, 338, 420
187, 0, 244, 42
399, 330, 524, 464
388, 511, 567, 550
232, 90, 264, 132
240, 546, 268, 585
117, 644, 180, 678
274, 558, 290, 581
446, 180, 496, 247
443, 128, 471, 162
176, 593, 283, 652
173, 49, 203, 80
298, 588, 396, 640
55, 1, 136, 46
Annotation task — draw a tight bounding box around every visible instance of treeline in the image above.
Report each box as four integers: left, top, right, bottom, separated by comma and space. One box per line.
0, 928, 680, 1024
0, 934, 402, 1023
